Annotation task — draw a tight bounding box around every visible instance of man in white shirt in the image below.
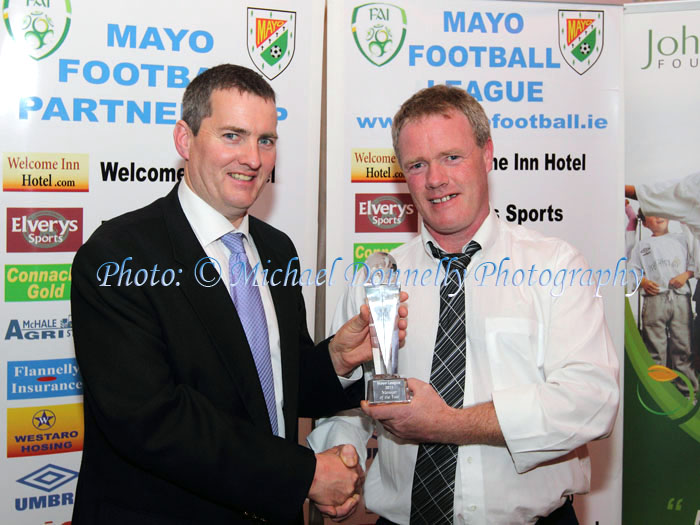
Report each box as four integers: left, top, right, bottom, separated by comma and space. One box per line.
309, 85, 619, 524
71, 64, 407, 524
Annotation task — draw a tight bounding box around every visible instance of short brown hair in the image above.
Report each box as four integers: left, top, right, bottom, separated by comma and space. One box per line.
391, 85, 491, 163
181, 64, 276, 135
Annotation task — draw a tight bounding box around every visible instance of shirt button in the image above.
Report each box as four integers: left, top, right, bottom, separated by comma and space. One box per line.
469, 505, 477, 512
467, 456, 473, 464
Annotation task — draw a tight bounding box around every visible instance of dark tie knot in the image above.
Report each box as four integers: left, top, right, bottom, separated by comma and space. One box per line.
428, 240, 481, 271
220, 232, 246, 254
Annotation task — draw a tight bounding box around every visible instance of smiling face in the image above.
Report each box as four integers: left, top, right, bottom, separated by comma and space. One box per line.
174, 88, 278, 227
398, 109, 493, 252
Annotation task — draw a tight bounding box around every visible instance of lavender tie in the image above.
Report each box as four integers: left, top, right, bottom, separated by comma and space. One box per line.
220, 232, 278, 436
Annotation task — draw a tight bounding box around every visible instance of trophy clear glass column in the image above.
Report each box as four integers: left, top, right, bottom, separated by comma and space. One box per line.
364, 252, 410, 405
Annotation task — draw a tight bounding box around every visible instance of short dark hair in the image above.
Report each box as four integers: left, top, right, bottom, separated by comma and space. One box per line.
391, 84, 491, 164
181, 64, 276, 135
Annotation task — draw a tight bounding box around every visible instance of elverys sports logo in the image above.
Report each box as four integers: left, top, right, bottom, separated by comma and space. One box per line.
558, 10, 603, 75
351, 3, 406, 66
2, 0, 72, 60
247, 8, 295, 80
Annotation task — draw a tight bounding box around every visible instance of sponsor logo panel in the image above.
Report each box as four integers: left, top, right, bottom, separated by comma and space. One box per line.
355, 193, 417, 233
247, 8, 296, 80
5, 264, 72, 302
3, 153, 88, 192
5, 315, 72, 342
351, 2, 407, 66
15, 464, 77, 512
353, 242, 403, 264
7, 358, 83, 400
8, 403, 84, 457
7, 208, 83, 253
351, 148, 404, 182
558, 10, 604, 75
2, 0, 72, 60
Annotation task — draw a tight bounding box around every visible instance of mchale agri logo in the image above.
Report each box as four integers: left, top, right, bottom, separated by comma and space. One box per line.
558, 10, 604, 75
355, 193, 417, 233
7, 208, 82, 253
15, 464, 77, 512
351, 2, 407, 66
247, 8, 296, 80
5, 315, 72, 341
2, 0, 72, 60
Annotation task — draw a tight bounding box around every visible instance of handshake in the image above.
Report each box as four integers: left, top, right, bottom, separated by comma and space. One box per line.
308, 444, 365, 521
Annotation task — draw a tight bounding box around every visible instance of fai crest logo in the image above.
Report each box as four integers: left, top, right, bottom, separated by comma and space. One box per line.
351, 3, 406, 67
558, 10, 603, 75
247, 8, 295, 80
2, 0, 72, 60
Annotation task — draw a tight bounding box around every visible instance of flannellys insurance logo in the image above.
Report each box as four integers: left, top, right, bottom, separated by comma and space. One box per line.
2, 0, 72, 60
351, 3, 406, 66
558, 10, 604, 75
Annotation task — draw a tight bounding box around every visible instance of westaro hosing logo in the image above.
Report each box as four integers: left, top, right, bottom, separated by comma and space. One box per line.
558, 10, 603, 75
2, 0, 72, 60
247, 8, 295, 80
351, 3, 406, 66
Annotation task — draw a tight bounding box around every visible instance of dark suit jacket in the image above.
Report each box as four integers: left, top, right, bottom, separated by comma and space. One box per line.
70, 184, 362, 524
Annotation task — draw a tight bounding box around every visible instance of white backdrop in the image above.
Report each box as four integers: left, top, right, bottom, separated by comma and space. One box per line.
325, 1, 624, 523
1, 1, 324, 523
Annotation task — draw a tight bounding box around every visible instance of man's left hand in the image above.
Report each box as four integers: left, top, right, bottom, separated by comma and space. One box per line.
360, 378, 452, 443
329, 292, 408, 377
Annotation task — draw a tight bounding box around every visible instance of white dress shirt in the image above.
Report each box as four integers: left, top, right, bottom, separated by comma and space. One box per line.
178, 182, 286, 436
308, 211, 619, 524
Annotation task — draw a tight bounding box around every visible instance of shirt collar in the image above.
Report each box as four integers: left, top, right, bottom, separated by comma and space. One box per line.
420, 208, 498, 259
177, 180, 250, 248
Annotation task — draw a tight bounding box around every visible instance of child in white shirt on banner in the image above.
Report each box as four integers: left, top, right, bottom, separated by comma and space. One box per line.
629, 211, 699, 395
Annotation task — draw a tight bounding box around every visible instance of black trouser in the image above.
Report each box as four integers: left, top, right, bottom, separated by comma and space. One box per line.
375, 496, 577, 525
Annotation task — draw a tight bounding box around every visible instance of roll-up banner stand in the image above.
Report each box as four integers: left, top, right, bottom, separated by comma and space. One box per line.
623, 2, 700, 523
326, 1, 623, 522
0, 1, 324, 522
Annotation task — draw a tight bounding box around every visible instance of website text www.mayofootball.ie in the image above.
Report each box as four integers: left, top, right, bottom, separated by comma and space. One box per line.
355, 113, 608, 131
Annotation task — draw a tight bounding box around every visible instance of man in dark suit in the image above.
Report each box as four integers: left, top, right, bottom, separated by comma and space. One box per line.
70, 64, 400, 524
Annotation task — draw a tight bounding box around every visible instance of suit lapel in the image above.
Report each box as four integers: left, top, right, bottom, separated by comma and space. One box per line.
249, 218, 300, 439
161, 185, 273, 433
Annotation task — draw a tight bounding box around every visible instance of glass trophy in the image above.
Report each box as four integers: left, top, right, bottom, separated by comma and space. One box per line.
364, 252, 410, 405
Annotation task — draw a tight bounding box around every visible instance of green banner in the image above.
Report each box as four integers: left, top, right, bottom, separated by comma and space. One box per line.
622, 299, 700, 523
5, 264, 72, 301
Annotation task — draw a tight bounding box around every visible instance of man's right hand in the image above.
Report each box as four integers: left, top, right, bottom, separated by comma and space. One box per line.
308, 444, 364, 519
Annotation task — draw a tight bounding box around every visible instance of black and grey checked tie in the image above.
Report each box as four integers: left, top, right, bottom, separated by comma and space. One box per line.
409, 240, 481, 525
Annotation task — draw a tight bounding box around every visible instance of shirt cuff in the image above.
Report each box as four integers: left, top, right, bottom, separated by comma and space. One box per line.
337, 366, 363, 389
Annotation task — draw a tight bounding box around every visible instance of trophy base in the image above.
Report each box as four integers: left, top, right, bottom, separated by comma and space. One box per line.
367, 375, 410, 405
